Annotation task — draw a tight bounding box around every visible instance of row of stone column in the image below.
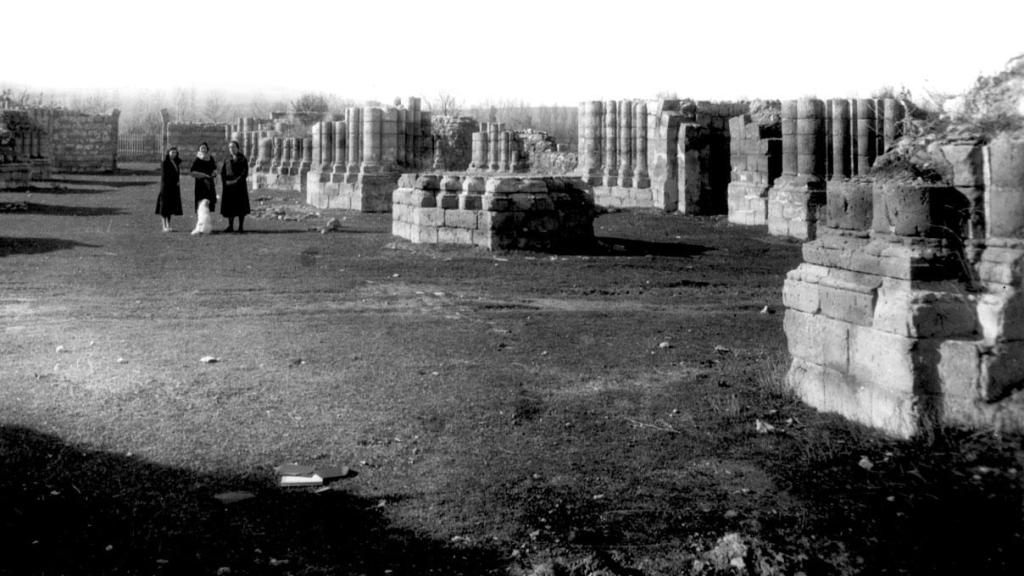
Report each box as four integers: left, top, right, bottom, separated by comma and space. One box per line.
301, 100, 431, 178
776, 97, 908, 185
577, 100, 649, 188
469, 123, 521, 172
252, 136, 313, 175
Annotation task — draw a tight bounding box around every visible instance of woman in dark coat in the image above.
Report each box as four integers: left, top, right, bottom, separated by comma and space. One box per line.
220, 140, 251, 233
189, 142, 217, 213
155, 146, 183, 232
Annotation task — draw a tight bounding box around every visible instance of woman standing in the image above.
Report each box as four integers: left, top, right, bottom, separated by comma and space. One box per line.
155, 146, 183, 232
220, 140, 251, 233
189, 142, 217, 214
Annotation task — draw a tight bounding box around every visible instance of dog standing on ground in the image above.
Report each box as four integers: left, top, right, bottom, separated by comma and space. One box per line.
191, 198, 213, 235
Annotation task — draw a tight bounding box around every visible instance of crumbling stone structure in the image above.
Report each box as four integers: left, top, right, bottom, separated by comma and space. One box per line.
431, 116, 476, 171
392, 174, 595, 251
0, 111, 32, 189
305, 98, 432, 212
783, 133, 1024, 437
578, 99, 747, 213
760, 98, 907, 240
727, 102, 781, 225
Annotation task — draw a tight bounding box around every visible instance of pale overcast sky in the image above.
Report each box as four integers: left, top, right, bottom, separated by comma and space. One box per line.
5, 0, 1023, 106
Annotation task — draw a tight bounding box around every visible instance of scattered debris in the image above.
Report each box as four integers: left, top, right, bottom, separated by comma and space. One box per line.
276, 462, 353, 487
759, 305, 770, 314
320, 217, 343, 234
755, 419, 776, 434
288, 358, 305, 367
116, 357, 127, 364
658, 341, 671, 349
55, 345, 67, 353
199, 356, 220, 363
858, 456, 875, 471
707, 532, 748, 571
714, 345, 732, 354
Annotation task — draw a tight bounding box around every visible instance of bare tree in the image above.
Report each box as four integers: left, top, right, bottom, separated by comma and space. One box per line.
291, 92, 330, 125
173, 87, 197, 122
433, 92, 462, 117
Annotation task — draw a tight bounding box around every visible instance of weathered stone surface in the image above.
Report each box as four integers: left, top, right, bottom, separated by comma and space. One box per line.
871, 182, 968, 237
825, 179, 873, 230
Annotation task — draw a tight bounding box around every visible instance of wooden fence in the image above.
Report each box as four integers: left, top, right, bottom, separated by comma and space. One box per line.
117, 131, 161, 162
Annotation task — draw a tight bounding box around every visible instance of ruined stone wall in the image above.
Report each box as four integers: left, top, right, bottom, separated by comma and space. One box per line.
42, 109, 120, 172
727, 102, 781, 225
431, 116, 476, 171
392, 174, 595, 251
782, 133, 1024, 437
164, 123, 231, 164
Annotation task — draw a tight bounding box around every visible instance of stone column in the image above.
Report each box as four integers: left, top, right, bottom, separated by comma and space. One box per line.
347, 107, 362, 175
471, 126, 488, 171
488, 123, 500, 171
332, 120, 347, 176
882, 98, 904, 154
404, 102, 416, 168
830, 99, 851, 180
321, 121, 334, 172
256, 137, 271, 171
855, 99, 877, 176
633, 101, 649, 187
780, 100, 798, 180
499, 131, 510, 172
582, 101, 604, 182
796, 98, 825, 184
381, 108, 398, 169
361, 107, 382, 173
311, 122, 323, 170
395, 107, 407, 167
300, 137, 312, 172
618, 99, 633, 187
577, 103, 585, 160
271, 137, 283, 171
602, 100, 618, 186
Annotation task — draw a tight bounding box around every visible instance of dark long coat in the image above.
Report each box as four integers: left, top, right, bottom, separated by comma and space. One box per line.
220, 153, 251, 217
189, 156, 218, 212
155, 155, 183, 216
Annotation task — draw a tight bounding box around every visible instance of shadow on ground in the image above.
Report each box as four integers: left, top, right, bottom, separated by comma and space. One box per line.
0, 237, 99, 257
20, 203, 126, 217
0, 425, 508, 576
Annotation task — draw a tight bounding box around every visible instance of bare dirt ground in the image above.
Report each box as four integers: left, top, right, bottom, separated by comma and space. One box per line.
1, 165, 1022, 575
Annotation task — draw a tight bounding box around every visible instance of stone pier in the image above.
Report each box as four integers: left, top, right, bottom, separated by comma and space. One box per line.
392, 174, 596, 251
726, 102, 782, 225
782, 131, 1024, 437
767, 99, 828, 240
581, 98, 746, 213
306, 97, 432, 212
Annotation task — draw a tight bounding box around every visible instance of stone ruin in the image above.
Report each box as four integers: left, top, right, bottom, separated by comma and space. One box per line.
391, 174, 595, 251
1, 105, 121, 187
468, 125, 578, 175
577, 99, 747, 213
0, 110, 34, 189
301, 98, 433, 211
782, 127, 1024, 437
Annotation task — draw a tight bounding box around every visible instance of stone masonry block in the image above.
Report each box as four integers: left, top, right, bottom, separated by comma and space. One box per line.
481, 194, 513, 212
438, 226, 473, 245
444, 209, 478, 229
437, 192, 459, 209
411, 207, 444, 227
848, 326, 918, 394
980, 341, 1024, 401
873, 286, 978, 339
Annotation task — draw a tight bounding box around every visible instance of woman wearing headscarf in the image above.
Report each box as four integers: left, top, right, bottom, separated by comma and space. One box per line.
188, 142, 217, 214
155, 146, 183, 232
220, 140, 251, 233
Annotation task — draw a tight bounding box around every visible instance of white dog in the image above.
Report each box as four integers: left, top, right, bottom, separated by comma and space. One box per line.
191, 199, 213, 235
